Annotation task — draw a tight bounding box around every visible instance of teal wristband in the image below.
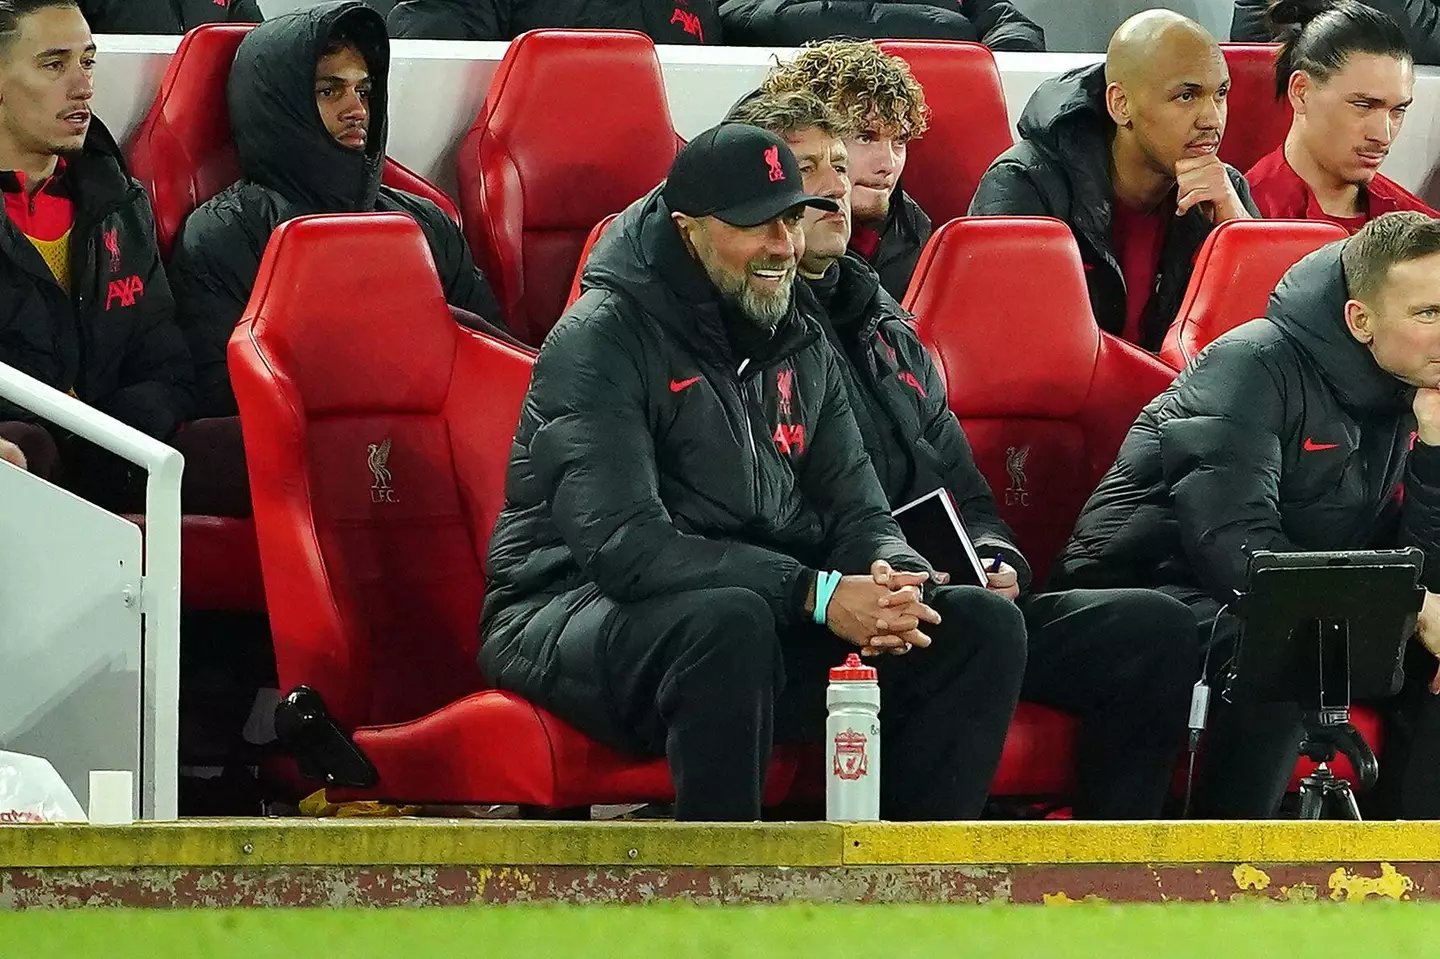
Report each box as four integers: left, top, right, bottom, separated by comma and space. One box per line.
813, 570, 843, 625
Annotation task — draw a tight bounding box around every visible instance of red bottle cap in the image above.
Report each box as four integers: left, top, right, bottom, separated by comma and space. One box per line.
829, 652, 878, 682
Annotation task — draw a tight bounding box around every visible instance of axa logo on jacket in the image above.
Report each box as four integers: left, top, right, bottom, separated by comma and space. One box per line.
102, 224, 145, 310
772, 366, 804, 455
670, 7, 703, 39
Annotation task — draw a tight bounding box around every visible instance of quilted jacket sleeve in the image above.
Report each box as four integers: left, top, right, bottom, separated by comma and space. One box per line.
1157, 339, 1302, 599
1400, 442, 1440, 592
799, 342, 932, 577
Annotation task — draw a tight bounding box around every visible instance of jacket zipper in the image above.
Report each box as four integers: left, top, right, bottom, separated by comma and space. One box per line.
737, 357, 761, 508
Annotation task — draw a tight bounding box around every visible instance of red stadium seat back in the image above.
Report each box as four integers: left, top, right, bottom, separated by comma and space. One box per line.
877, 40, 1014, 224
1162, 219, 1348, 369
564, 213, 620, 312
229, 212, 531, 733
908, 217, 1177, 581
458, 29, 678, 346
127, 23, 458, 260
1219, 43, 1290, 175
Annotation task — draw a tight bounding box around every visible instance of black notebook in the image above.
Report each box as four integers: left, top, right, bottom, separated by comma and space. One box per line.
892, 487, 990, 587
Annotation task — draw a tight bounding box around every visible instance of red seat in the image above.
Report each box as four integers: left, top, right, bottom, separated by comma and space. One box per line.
456, 29, 679, 346
908, 217, 1178, 586
876, 40, 1014, 229
1219, 43, 1290, 176
126, 22, 459, 261
1161, 219, 1348, 369
228, 211, 802, 806
905, 217, 1176, 798
565, 213, 620, 311
124, 22, 457, 614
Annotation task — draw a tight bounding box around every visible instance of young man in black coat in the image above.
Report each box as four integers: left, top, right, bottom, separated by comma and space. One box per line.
971, 10, 1257, 352
387, 0, 720, 42
1055, 211, 1440, 819
481, 124, 1031, 822
76, 0, 260, 33
168, 0, 503, 420
728, 89, 1199, 819
0, 0, 193, 498
761, 41, 934, 302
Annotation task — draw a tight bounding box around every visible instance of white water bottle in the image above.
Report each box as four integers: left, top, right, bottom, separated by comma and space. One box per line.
826, 652, 881, 822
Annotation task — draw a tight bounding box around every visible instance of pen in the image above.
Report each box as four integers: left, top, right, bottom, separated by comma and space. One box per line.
988, 553, 1005, 573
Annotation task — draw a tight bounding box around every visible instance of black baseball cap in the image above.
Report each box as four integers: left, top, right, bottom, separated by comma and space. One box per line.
663, 123, 839, 228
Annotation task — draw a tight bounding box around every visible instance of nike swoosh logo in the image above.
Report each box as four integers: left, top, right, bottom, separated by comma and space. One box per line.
670, 376, 703, 393
1303, 438, 1341, 452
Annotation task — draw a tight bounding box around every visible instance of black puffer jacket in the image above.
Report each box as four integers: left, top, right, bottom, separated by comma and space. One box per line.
807, 253, 1032, 588
969, 63, 1258, 352
480, 188, 927, 701
1053, 242, 1440, 599
0, 120, 192, 439
719, 0, 1043, 49
388, 0, 721, 41
1231, 0, 1440, 63
859, 188, 931, 302
168, 1, 502, 418
77, 0, 262, 32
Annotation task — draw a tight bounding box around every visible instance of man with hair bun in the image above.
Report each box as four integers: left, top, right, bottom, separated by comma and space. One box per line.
1247, 0, 1436, 230
1055, 211, 1440, 819
971, 10, 1258, 352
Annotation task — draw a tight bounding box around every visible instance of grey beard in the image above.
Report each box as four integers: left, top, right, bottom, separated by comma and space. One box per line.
704, 259, 792, 329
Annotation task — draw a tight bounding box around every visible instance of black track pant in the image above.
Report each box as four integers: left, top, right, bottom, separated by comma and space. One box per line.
560, 583, 1027, 821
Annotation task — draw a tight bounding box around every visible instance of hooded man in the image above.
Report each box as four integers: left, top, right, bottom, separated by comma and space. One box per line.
1054, 211, 1440, 819
168, 0, 504, 420
970, 10, 1258, 352
480, 123, 1029, 822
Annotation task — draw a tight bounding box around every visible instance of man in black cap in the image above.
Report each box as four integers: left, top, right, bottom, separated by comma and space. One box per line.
480, 123, 1028, 822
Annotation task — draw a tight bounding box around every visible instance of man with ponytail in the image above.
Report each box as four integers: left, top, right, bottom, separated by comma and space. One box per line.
1248, 0, 1436, 231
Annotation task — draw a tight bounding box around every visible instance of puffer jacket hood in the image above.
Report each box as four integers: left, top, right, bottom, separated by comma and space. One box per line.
1266, 242, 1414, 412
228, 1, 389, 213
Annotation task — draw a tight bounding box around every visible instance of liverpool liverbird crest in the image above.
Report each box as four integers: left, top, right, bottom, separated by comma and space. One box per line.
368, 438, 397, 503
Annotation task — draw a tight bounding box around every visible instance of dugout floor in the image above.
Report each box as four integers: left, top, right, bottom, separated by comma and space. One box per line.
3, 819, 1440, 907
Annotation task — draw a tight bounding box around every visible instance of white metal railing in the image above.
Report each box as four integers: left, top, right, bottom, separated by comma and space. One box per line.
0, 362, 182, 820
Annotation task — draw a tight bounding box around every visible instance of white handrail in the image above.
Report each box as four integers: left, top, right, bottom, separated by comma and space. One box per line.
0, 361, 182, 820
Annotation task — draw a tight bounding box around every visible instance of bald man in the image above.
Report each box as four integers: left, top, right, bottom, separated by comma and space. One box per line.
971, 10, 1257, 352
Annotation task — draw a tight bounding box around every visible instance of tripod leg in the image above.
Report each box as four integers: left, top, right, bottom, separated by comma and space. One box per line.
1338, 784, 1363, 822
1298, 782, 1325, 820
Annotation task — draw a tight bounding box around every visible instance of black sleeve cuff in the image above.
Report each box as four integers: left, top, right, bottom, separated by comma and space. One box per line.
1410, 439, 1440, 486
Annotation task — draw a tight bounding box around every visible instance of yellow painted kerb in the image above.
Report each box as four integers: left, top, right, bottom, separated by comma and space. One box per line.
3, 820, 1440, 869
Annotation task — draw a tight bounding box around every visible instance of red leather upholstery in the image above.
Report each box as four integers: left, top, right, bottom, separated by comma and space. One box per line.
564, 213, 620, 311
1219, 43, 1290, 176
230, 211, 798, 806
1162, 219, 1348, 370
124, 514, 265, 611
457, 29, 678, 346
876, 40, 1014, 228
127, 22, 458, 261
908, 217, 1178, 586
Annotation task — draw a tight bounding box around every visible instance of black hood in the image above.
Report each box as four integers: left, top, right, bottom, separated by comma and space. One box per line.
1267, 242, 1414, 412
581, 185, 817, 366
1016, 61, 1112, 166
228, 0, 388, 212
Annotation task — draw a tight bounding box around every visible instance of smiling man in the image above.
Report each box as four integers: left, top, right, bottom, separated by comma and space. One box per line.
0, 0, 193, 459
971, 10, 1258, 352
481, 123, 1034, 822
